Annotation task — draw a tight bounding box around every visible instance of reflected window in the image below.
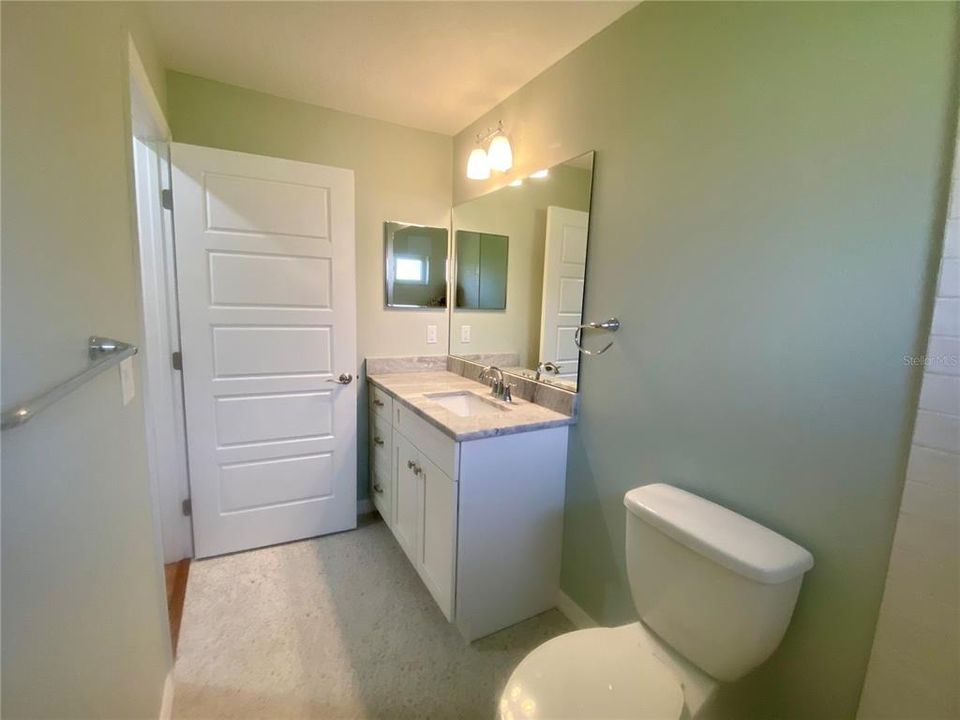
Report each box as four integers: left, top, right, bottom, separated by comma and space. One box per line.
395, 255, 429, 284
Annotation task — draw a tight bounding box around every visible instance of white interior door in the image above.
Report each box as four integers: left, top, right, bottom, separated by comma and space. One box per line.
539, 206, 589, 382
171, 143, 356, 558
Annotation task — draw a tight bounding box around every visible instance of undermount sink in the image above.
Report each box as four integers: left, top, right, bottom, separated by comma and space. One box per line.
425, 391, 510, 418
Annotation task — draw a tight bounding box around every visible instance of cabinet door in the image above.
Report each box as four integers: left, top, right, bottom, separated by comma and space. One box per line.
393, 431, 420, 564
417, 453, 458, 621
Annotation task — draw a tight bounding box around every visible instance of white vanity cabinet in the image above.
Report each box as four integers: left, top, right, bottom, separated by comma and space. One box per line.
368, 380, 569, 641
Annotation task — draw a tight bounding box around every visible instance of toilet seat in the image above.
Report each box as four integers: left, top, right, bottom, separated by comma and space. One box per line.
499, 626, 685, 720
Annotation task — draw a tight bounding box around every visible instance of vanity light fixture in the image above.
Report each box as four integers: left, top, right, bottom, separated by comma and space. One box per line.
488, 134, 513, 172
529, 169, 550, 179
466, 120, 512, 179
466, 147, 491, 180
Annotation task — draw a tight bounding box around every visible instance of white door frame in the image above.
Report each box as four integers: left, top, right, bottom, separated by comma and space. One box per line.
129, 37, 194, 563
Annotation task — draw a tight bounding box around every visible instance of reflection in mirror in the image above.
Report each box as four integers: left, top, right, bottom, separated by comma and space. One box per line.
384, 221, 448, 309
455, 231, 508, 309
450, 152, 595, 391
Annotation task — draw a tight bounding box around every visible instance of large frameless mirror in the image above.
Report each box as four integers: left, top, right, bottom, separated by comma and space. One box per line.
449, 151, 595, 391
384, 221, 449, 309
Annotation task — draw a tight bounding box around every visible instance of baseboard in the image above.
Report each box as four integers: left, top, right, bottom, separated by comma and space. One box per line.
158, 670, 174, 720
357, 498, 375, 516
556, 590, 598, 629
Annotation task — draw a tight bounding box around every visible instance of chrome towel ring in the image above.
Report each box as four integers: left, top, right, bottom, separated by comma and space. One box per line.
573, 318, 621, 356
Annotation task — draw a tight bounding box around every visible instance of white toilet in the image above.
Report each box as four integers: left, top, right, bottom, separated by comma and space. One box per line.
500, 483, 815, 720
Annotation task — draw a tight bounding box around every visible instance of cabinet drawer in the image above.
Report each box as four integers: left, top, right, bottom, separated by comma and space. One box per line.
369, 410, 393, 474
396, 404, 458, 480
369, 384, 393, 420
371, 463, 393, 527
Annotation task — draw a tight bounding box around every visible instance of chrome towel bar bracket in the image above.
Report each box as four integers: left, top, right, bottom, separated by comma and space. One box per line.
1, 336, 138, 431
573, 317, 621, 356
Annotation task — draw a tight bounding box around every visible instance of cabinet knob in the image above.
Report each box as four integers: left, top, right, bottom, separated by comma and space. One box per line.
373, 483, 383, 494
374, 436, 384, 446
373, 399, 385, 407
407, 459, 417, 470
414, 464, 422, 476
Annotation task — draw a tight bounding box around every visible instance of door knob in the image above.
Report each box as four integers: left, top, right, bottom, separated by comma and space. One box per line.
327, 373, 353, 385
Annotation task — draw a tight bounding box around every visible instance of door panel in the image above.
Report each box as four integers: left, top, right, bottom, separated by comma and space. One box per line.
539, 206, 589, 382
418, 454, 458, 621
209, 252, 332, 308
172, 143, 356, 558
214, 391, 333, 446
394, 432, 420, 563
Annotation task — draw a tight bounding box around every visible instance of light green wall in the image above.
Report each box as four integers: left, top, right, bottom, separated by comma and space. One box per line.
1, 2, 171, 717
166, 72, 453, 500
454, 3, 958, 718
451, 164, 592, 367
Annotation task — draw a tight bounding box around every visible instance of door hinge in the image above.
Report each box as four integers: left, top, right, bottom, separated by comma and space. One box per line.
161, 188, 173, 211
172, 351, 182, 371
181, 498, 192, 516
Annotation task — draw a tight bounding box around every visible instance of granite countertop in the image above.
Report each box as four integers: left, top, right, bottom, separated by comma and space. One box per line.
367, 371, 576, 441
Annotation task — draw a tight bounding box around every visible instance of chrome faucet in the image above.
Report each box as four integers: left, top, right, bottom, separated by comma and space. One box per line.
536, 361, 560, 382
479, 365, 505, 398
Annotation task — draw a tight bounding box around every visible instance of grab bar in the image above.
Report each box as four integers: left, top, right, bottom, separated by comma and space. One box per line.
573, 318, 621, 356
1, 336, 138, 430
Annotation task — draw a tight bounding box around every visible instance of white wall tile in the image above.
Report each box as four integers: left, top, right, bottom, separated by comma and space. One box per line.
938, 258, 959, 297
926, 335, 960, 376
913, 410, 960, 453
899, 478, 960, 529
931, 297, 960, 337
887, 504, 959, 569
906, 445, 960, 490
943, 218, 959, 257
918, 373, 960, 416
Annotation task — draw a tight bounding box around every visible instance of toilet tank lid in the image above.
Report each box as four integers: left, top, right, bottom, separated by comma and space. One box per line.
624, 484, 814, 585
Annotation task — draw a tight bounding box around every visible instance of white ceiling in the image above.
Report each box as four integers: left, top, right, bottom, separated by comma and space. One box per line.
147, 1, 637, 135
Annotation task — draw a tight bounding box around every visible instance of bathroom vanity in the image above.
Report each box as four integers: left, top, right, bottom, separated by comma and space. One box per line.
367, 370, 574, 641
370, 149, 597, 640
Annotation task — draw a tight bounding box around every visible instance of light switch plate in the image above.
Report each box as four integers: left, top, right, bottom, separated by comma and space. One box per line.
426, 324, 438, 344
460, 325, 472, 343
120, 357, 135, 406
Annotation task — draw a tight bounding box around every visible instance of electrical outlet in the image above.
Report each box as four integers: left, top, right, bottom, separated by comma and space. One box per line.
426, 324, 438, 344
460, 325, 472, 343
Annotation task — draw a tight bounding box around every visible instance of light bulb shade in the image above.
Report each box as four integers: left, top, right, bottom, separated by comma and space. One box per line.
487, 134, 513, 172
466, 147, 491, 180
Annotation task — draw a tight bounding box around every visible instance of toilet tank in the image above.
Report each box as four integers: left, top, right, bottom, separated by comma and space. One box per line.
624, 484, 814, 683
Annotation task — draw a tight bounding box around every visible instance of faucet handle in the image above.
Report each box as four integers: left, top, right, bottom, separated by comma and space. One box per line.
503, 384, 515, 403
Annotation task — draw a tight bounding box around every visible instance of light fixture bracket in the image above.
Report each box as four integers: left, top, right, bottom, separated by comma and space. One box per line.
475, 120, 506, 146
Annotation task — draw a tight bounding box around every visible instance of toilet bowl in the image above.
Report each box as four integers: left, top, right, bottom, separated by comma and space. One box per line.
500, 622, 716, 720
499, 484, 814, 720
